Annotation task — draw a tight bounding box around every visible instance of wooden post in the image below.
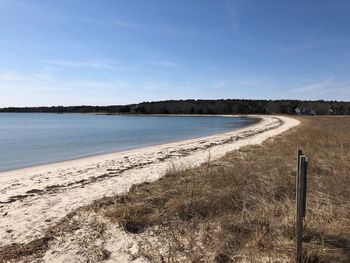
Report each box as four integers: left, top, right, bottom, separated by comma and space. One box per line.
296, 149, 302, 216
296, 151, 307, 263
302, 159, 308, 218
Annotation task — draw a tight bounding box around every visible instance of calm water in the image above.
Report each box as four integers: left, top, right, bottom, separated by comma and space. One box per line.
0, 113, 258, 172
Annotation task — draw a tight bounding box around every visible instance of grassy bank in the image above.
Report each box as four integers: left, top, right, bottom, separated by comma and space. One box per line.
1, 116, 349, 262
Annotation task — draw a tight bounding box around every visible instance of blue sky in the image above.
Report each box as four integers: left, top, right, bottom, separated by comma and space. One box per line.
0, 0, 350, 107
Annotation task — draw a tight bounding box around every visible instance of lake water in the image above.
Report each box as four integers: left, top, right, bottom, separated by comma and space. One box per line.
0, 113, 258, 172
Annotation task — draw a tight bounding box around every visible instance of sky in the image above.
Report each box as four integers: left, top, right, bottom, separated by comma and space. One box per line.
0, 0, 350, 107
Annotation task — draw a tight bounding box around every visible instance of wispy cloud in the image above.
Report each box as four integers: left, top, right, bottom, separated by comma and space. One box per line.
238, 77, 275, 87
292, 77, 334, 93
114, 19, 145, 29
210, 75, 276, 90
279, 38, 319, 54
0, 68, 130, 107
0, 69, 126, 92
212, 81, 227, 89
0, 0, 32, 10
152, 60, 177, 68
0, 69, 55, 82
0, 68, 212, 106
39, 59, 115, 69
0, 70, 29, 81
224, 0, 239, 35
291, 77, 350, 100
114, 19, 191, 35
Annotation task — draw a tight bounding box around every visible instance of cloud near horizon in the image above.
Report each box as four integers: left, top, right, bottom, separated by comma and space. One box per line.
38, 59, 116, 69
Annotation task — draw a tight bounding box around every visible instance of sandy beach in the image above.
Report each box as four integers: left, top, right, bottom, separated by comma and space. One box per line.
0, 115, 299, 248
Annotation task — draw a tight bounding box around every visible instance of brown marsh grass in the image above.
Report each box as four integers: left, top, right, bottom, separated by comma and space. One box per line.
1, 116, 349, 262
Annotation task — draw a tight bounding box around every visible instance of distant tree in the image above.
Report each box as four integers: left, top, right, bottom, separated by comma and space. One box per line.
190, 106, 194, 114
1, 99, 350, 115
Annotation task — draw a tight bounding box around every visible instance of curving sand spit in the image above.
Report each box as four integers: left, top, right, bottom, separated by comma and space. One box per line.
0, 115, 299, 247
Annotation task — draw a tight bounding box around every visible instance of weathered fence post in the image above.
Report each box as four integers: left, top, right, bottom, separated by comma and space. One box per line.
296, 150, 308, 263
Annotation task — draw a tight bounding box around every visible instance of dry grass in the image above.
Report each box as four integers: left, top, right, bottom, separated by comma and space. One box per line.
100, 116, 350, 262
0, 116, 349, 262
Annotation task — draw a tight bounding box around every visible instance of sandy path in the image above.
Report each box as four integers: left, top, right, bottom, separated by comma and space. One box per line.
0, 115, 299, 246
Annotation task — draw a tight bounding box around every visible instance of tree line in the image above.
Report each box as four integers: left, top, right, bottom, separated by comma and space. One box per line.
1, 99, 350, 115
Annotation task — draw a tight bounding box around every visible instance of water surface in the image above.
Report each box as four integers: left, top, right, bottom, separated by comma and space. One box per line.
0, 113, 258, 172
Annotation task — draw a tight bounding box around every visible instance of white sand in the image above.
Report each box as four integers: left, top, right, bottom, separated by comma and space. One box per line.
0, 115, 299, 248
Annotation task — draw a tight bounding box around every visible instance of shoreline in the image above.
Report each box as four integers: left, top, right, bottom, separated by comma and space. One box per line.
0, 115, 259, 174
0, 115, 299, 247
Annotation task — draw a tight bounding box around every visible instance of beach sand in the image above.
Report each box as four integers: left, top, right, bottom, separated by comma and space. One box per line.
0, 115, 299, 248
